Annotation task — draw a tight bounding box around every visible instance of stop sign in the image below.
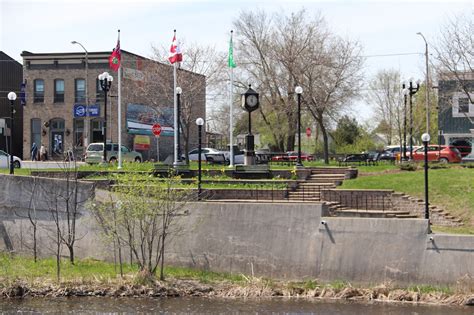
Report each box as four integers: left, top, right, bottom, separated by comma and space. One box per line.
306, 127, 311, 137
152, 123, 162, 136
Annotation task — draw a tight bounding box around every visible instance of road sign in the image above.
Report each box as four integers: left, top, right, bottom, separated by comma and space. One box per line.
152, 123, 162, 136
306, 127, 311, 137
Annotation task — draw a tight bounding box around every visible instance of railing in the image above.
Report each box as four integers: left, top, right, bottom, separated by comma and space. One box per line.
321, 189, 393, 211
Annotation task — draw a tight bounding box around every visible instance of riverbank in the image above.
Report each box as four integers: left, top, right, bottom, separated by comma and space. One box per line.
1, 276, 473, 307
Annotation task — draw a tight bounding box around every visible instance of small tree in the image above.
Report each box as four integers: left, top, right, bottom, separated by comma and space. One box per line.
92, 172, 193, 280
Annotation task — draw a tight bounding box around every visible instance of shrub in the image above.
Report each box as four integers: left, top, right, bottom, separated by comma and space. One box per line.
399, 162, 417, 171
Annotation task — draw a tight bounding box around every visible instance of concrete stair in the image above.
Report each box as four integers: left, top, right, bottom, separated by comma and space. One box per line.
286, 168, 350, 202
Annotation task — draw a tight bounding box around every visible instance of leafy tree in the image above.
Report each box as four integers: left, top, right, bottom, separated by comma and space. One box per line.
332, 115, 360, 146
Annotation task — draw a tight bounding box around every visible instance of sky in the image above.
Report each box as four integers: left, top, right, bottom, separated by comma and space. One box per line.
1, 0, 473, 122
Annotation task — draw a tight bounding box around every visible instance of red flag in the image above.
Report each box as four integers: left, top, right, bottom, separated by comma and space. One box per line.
168, 31, 182, 64
109, 36, 121, 72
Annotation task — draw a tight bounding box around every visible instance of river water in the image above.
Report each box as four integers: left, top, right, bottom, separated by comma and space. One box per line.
0, 297, 472, 314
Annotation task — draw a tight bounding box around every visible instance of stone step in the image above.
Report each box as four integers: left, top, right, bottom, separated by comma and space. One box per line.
286, 198, 322, 202
395, 214, 419, 219
288, 192, 321, 197
334, 209, 411, 218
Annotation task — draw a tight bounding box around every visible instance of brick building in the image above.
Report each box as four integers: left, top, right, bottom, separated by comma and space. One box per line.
437, 72, 474, 153
0, 51, 23, 158
21, 50, 205, 161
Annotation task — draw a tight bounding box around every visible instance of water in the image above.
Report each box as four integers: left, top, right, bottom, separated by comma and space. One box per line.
0, 297, 472, 314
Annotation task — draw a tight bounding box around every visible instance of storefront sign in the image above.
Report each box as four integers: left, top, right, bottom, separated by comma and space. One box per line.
133, 135, 150, 151
73, 104, 100, 117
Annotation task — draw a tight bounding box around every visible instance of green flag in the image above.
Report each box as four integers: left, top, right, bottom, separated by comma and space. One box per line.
228, 32, 236, 68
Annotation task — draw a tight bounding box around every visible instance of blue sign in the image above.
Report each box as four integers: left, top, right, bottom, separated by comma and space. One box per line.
74, 104, 87, 117
88, 104, 100, 117
73, 104, 100, 117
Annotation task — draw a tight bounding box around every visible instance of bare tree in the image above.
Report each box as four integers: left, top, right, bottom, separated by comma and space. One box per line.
434, 14, 473, 103
301, 35, 364, 163
365, 69, 404, 146
233, 9, 363, 156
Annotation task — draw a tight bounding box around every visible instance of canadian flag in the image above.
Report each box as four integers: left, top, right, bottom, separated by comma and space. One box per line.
168, 31, 183, 64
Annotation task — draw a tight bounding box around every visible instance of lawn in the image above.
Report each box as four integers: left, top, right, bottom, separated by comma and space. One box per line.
340, 167, 474, 231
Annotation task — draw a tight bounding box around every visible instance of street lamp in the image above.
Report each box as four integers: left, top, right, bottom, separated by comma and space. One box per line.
402, 83, 408, 160
295, 86, 303, 167
196, 117, 204, 200
98, 72, 113, 163
417, 32, 430, 136
176, 86, 182, 163
7, 92, 16, 175
421, 132, 431, 222
71, 41, 89, 150
408, 79, 420, 158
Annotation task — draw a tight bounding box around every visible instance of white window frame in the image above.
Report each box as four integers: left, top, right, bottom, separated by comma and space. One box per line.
452, 92, 474, 117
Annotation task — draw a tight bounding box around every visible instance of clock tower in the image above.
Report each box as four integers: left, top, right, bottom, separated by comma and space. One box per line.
241, 85, 260, 165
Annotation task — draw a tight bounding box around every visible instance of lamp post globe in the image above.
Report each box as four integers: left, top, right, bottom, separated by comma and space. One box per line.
8, 92, 17, 101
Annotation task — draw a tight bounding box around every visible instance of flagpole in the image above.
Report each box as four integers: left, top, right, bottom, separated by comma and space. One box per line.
173, 31, 178, 166
117, 29, 123, 169
229, 57, 234, 167
229, 30, 234, 167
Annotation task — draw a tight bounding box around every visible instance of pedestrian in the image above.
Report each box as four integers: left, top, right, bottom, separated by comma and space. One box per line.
31, 142, 38, 161
40, 145, 46, 161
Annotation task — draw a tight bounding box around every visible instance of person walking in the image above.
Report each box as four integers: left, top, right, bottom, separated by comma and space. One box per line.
31, 142, 38, 161
40, 145, 46, 161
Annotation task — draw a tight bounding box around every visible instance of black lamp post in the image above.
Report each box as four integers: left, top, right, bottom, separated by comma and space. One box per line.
408, 79, 420, 159
196, 117, 204, 200
295, 86, 303, 167
98, 72, 113, 163
7, 92, 16, 175
422, 132, 430, 221
402, 83, 408, 161
241, 85, 259, 166
176, 87, 182, 162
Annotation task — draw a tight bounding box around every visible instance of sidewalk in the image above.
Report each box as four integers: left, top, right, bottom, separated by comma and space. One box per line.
21, 161, 87, 169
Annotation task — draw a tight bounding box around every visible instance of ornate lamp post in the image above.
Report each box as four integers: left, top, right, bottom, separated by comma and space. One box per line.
7, 92, 16, 175
408, 79, 420, 158
196, 117, 204, 200
295, 86, 303, 167
98, 72, 113, 163
421, 132, 430, 222
241, 85, 259, 166
176, 86, 182, 163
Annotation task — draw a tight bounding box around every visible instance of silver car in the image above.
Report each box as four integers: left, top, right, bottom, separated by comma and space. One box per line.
85, 143, 142, 164
0, 150, 22, 168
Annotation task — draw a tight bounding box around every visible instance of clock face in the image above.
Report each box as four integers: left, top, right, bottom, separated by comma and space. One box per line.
247, 95, 258, 107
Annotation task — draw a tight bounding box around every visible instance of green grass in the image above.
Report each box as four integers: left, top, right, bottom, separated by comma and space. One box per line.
0, 254, 245, 284
340, 167, 474, 232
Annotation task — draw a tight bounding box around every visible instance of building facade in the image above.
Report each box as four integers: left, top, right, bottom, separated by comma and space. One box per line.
21, 50, 205, 161
0, 51, 23, 158
437, 72, 474, 153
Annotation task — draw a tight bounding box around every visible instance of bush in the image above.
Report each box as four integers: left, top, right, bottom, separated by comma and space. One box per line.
461, 163, 474, 168
399, 162, 417, 171
429, 163, 449, 170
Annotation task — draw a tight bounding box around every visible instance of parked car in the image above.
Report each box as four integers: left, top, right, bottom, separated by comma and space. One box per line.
449, 139, 472, 157
85, 143, 142, 164
408, 145, 462, 163
186, 148, 228, 162
0, 150, 22, 169
272, 151, 313, 162
461, 152, 474, 163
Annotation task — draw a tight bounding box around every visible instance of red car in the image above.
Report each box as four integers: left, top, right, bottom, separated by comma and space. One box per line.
409, 145, 462, 163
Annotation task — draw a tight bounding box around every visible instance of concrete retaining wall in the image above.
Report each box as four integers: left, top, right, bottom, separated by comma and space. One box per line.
0, 175, 472, 286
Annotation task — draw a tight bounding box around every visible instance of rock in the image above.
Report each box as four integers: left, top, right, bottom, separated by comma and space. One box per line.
464, 296, 474, 306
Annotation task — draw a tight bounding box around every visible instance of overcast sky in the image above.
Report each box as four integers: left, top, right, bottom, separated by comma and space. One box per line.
1, 0, 472, 121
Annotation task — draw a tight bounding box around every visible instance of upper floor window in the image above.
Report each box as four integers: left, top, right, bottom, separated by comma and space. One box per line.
54, 79, 64, 103
75, 79, 86, 103
34, 79, 44, 103
458, 98, 469, 113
